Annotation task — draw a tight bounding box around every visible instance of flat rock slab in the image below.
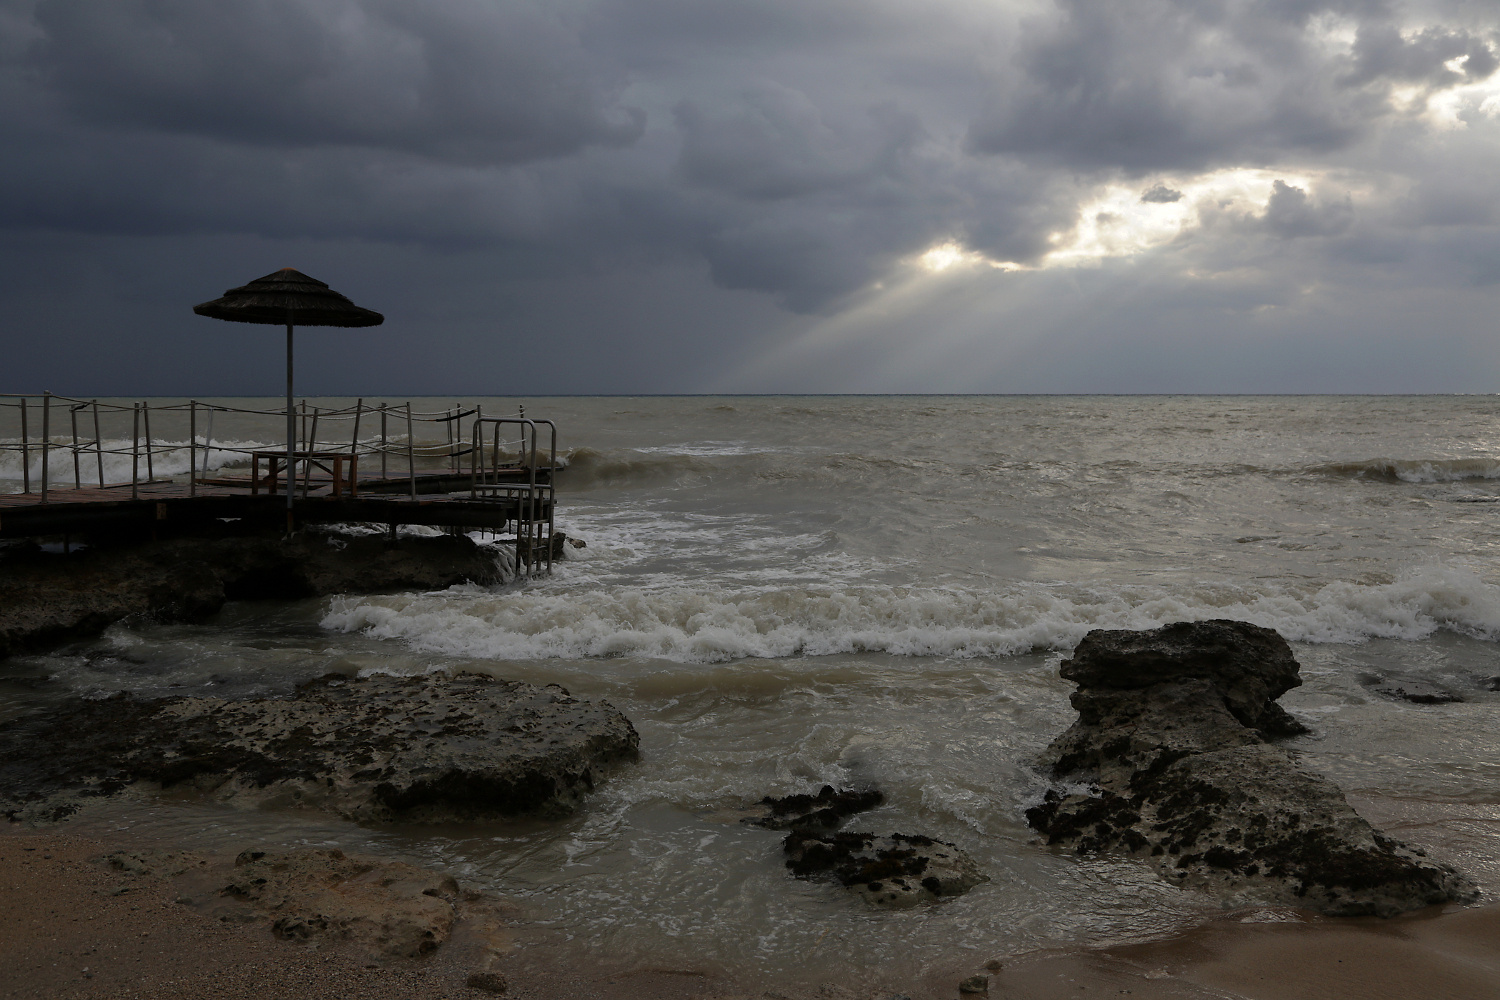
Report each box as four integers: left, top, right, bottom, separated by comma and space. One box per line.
0, 672, 638, 824
784, 829, 986, 908
1030, 620, 1474, 917
1362, 675, 1464, 704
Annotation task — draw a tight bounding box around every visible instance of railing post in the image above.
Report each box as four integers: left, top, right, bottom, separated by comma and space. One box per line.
203, 405, 214, 480
19, 397, 29, 494
351, 398, 363, 477
92, 401, 104, 487
142, 400, 154, 482
131, 403, 140, 500
303, 406, 319, 497
406, 402, 416, 499
70, 403, 82, 488
189, 400, 197, 497
470, 420, 479, 497
40, 392, 49, 502
380, 405, 388, 480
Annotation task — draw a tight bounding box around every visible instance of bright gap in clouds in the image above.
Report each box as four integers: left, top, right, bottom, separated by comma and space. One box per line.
1426, 65, 1500, 129
911, 167, 1322, 276
918, 242, 1023, 273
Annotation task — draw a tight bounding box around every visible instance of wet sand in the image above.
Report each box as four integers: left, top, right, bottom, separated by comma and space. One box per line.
5, 827, 1499, 1000
970, 904, 1500, 1000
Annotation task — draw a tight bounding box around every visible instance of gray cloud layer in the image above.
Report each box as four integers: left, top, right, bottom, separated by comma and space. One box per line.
2, 0, 1499, 392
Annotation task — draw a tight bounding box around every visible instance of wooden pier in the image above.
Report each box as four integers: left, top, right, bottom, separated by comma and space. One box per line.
0, 394, 561, 573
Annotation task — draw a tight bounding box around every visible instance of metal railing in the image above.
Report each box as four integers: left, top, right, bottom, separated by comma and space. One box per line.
0, 393, 506, 502
471, 416, 557, 573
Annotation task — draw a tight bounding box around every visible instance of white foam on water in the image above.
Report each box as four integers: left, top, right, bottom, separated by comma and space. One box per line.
321, 564, 1500, 663
0, 437, 271, 485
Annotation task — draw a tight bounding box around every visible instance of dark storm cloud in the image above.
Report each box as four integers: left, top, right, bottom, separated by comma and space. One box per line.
966, 0, 1496, 171
24, 0, 643, 164
1262, 179, 1354, 237
2, 0, 1500, 392
674, 87, 922, 201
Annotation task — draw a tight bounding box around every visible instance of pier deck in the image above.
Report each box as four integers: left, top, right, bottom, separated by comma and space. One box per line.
0, 477, 552, 539
1, 395, 561, 572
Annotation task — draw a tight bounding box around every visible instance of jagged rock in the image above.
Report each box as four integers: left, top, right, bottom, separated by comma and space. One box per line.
1059, 620, 1305, 733
0, 527, 511, 659
1029, 620, 1474, 917
0, 672, 638, 824
958, 976, 989, 994
783, 830, 986, 908
744, 785, 884, 831
1362, 675, 1464, 704
220, 848, 458, 959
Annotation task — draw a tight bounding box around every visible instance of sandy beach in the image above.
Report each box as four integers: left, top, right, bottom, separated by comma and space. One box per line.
5, 826, 1499, 1000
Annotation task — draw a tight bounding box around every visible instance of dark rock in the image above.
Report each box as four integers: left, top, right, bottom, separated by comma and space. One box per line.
782, 829, 985, 908
1363, 676, 1464, 704
1486, 676, 1500, 692
0, 528, 512, 659
0, 672, 638, 824
1031, 621, 1475, 917
1060, 619, 1301, 730
957, 976, 989, 994
744, 785, 884, 831
467, 971, 509, 994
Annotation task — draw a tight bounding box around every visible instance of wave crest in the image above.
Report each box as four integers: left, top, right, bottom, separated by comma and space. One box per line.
321, 566, 1500, 664
1310, 458, 1500, 483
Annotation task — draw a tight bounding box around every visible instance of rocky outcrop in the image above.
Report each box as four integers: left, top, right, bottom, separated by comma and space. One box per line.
744, 785, 885, 831
1027, 620, 1475, 917
0, 672, 638, 824
0, 527, 512, 659
745, 785, 986, 908
783, 830, 986, 908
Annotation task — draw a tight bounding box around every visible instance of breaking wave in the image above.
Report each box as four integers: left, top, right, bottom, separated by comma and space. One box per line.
322, 565, 1500, 664
1309, 457, 1500, 483
558, 446, 723, 489
0, 437, 271, 487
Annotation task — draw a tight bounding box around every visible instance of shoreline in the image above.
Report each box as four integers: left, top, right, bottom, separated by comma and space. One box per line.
6, 825, 1500, 1000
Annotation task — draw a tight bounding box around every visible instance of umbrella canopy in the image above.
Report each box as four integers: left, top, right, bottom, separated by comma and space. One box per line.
193, 268, 383, 531
193, 268, 384, 327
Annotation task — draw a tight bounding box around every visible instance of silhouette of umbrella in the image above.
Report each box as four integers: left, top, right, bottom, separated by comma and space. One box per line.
194, 268, 383, 527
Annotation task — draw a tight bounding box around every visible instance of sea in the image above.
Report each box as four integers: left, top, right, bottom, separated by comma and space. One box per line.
3, 394, 1500, 986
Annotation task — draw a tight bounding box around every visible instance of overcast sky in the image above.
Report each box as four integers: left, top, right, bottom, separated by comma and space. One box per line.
3, 0, 1500, 394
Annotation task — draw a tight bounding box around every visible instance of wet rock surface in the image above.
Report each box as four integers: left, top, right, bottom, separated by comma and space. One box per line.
0, 672, 639, 824
1028, 619, 1475, 917
746, 785, 985, 907
0, 526, 511, 659
1362, 674, 1465, 704
783, 830, 986, 908
744, 785, 885, 831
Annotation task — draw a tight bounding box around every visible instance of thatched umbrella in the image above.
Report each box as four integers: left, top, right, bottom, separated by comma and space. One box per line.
194, 268, 383, 528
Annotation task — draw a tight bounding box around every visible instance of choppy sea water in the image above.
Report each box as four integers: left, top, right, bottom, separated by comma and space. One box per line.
4, 395, 1500, 986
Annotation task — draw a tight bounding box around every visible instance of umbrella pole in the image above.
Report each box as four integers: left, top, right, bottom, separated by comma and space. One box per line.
286, 321, 295, 535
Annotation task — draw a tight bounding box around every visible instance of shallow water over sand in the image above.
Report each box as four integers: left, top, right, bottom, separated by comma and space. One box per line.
5, 395, 1500, 983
